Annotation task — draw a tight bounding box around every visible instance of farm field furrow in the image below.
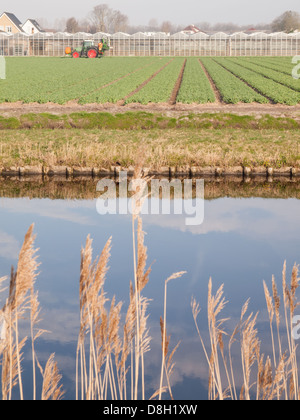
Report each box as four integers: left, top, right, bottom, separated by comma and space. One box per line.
215, 58, 300, 105
177, 58, 216, 104
200, 58, 268, 104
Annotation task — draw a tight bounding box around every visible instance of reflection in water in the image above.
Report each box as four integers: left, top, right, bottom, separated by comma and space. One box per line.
1, 175, 300, 200
0, 178, 300, 399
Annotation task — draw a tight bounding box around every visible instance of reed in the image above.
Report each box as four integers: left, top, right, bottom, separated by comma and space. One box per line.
41, 353, 64, 400
0, 225, 63, 400
192, 261, 300, 400
159, 272, 186, 400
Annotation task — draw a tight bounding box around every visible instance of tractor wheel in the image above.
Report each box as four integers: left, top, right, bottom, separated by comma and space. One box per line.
87, 48, 98, 58
72, 51, 80, 58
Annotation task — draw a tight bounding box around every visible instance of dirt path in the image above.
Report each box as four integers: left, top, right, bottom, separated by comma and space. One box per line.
1, 101, 300, 119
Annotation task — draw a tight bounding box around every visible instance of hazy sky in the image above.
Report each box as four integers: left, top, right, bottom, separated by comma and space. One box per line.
2, 0, 300, 26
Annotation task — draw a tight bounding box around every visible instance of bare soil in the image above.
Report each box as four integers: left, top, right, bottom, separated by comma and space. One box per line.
1, 101, 300, 119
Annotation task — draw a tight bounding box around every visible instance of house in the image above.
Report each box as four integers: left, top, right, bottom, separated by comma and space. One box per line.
0, 13, 44, 35
0, 12, 24, 33
181, 24, 206, 35
22, 19, 44, 35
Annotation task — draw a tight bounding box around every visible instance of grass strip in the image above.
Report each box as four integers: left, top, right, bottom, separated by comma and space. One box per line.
1, 126, 300, 170
0, 111, 299, 130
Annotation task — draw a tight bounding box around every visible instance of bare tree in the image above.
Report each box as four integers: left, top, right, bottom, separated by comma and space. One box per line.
65, 17, 80, 33
271, 11, 300, 33
110, 10, 129, 33
160, 21, 173, 34
90, 4, 110, 32
213, 22, 241, 32
53, 18, 67, 32
78, 18, 97, 33
89, 4, 129, 33
195, 22, 212, 31
148, 19, 159, 31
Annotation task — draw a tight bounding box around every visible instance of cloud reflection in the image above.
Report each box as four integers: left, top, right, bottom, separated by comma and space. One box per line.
0, 230, 20, 260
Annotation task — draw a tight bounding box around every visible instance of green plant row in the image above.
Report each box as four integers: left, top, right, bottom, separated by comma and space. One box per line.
200, 58, 268, 104
229, 58, 300, 92
216, 58, 300, 105
177, 57, 216, 103
126, 58, 185, 104
240, 57, 294, 77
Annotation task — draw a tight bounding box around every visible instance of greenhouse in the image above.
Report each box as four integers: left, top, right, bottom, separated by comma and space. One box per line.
0, 31, 299, 57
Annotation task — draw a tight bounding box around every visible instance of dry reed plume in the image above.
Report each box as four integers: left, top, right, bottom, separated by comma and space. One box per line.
192, 262, 300, 400
0, 224, 64, 400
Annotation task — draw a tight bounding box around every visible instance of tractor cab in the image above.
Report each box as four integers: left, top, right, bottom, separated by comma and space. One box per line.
82, 40, 95, 49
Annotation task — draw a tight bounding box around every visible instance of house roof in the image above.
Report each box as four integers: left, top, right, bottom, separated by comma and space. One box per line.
23, 19, 45, 32
181, 24, 206, 35
0, 12, 24, 32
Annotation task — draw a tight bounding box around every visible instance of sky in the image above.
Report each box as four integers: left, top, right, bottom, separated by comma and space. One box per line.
2, 0, 300, 27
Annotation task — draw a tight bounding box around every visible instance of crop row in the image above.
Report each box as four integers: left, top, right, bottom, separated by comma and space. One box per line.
126, 58, 185, 104
200, 58, 268, 104
215, 58, 300, 105
177, 58, 215, 103
237, 57, 294, 77
228, 58, 300, 93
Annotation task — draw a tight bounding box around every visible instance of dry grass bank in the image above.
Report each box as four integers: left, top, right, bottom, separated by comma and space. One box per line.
1, 127, 300, 170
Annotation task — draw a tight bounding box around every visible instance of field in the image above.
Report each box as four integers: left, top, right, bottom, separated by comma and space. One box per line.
1, 56, 300, 106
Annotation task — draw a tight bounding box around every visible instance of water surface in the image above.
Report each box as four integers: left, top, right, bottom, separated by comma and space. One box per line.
0, 177, 300, 399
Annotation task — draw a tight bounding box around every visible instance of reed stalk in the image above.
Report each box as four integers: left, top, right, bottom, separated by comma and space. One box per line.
159, 272, 186, 400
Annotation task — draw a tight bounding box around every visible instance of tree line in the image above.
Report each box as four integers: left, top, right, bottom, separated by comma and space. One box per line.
45, 5, 300, 34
